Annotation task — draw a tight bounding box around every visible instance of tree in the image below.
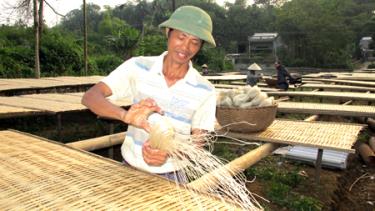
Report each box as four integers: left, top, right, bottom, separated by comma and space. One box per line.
60, 3, 102, 33
98, 13, 140, 59
11, 0, 64, 78
275, 0, 356, 68
83, 0, 88, 75
33, 0, 40, 78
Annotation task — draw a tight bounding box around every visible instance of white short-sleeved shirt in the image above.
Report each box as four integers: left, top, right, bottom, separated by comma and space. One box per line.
101, 52, 217, 173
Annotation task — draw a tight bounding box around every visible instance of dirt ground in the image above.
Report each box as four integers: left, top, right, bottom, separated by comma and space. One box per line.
247, 153, 375, 210
332, 154, 375, 211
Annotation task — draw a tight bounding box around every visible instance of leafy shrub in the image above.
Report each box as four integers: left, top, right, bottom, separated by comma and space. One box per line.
93, 54, 123, 75
195, 47, 227, 72
0, 46, 34, 78
267, 181, 291, 205
290, 195, 322, 211
134, 34, 167, 56
40, 31, 83, 76
211, 142, 237, 161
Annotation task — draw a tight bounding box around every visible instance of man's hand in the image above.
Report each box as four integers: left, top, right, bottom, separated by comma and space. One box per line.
122, 98, 162, 132
192, 128, 208, 148
142, 140, 168, 166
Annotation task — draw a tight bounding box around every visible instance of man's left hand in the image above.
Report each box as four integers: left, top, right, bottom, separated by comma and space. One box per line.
142, 140, 168, 166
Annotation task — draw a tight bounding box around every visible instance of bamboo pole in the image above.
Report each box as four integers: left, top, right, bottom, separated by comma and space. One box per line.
357, 142, 375, 166
83, 0, 88, 75
367, 118, 375, 131
188, 143, 279, 190
369, 137, 375, 152
67, 132, 125, 151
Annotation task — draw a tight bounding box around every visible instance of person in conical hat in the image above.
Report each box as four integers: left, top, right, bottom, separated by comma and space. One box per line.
248, 63, 262, 71
202, 64, 209, 75
246, 63, 262, 86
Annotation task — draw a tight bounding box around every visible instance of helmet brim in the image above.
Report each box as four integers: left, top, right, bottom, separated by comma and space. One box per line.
159, 19, 216, 48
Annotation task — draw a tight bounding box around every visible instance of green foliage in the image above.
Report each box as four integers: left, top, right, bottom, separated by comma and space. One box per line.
275, 0, 375, 68
2, 0, 375, 77
211, 142, 238, 161
290, 195, 322, 211
195, 47, 227, 72
60, 3, 103, 33
135, 34, 167, 56
92, 54, 123, 75
244, 157, 322, 210
0, 26, 34, 77
0, 46, 34, 78
246, 163, 304, 187
98, 14, 125, 36
223, 59, 234, 71
40, 31, 83, 76
103, 25, 140, 59
267, 181, 291, 205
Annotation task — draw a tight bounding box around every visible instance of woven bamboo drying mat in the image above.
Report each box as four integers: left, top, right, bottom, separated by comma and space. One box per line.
308, 78, 375, 87
0, 76, 104, 92
214, 84, 278, 92
0, 93, 131, 114
0, 130, 240, 210
226, 119, 364, 153
277, 102, 375, 118
301, 83, 375, 92
267, 91, 375, 102
0, 105, 43, 119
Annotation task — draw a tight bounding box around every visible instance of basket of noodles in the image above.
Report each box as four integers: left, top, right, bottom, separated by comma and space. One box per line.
216, 86, 277, 133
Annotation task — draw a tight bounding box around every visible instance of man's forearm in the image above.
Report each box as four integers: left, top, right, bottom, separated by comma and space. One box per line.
82, 88, 126, 122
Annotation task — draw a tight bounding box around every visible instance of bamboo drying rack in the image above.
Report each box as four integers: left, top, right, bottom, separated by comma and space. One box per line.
0, 130, 242, 210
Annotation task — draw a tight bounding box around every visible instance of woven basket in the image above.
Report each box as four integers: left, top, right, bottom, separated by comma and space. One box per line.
216, 104, 278, 133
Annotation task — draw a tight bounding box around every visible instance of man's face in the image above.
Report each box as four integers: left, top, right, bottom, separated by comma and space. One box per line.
167, 29, 202, 65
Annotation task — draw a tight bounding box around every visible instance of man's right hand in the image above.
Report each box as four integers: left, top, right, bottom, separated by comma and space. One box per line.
122, 98, 163, 132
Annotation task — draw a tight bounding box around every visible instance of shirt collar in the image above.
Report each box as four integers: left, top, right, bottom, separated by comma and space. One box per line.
150, 51, 198, 85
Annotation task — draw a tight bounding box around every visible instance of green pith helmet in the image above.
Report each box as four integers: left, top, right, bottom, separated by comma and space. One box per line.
159, 5, 216, 47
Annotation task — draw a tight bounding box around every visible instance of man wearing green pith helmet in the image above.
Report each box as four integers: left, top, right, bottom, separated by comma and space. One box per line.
82, 6, 217, 182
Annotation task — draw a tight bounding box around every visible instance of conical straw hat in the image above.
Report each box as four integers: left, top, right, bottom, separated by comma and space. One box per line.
247, 63, 262, 71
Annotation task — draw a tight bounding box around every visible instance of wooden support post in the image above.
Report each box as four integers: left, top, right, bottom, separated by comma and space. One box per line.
315, 148, 323, 184
108, 123, 114, 159
56, 113, 62, 142
305, 99, 353, 184
303, 114, 323, 184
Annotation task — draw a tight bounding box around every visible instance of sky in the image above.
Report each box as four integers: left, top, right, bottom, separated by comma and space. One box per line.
0, 0, 236, 26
